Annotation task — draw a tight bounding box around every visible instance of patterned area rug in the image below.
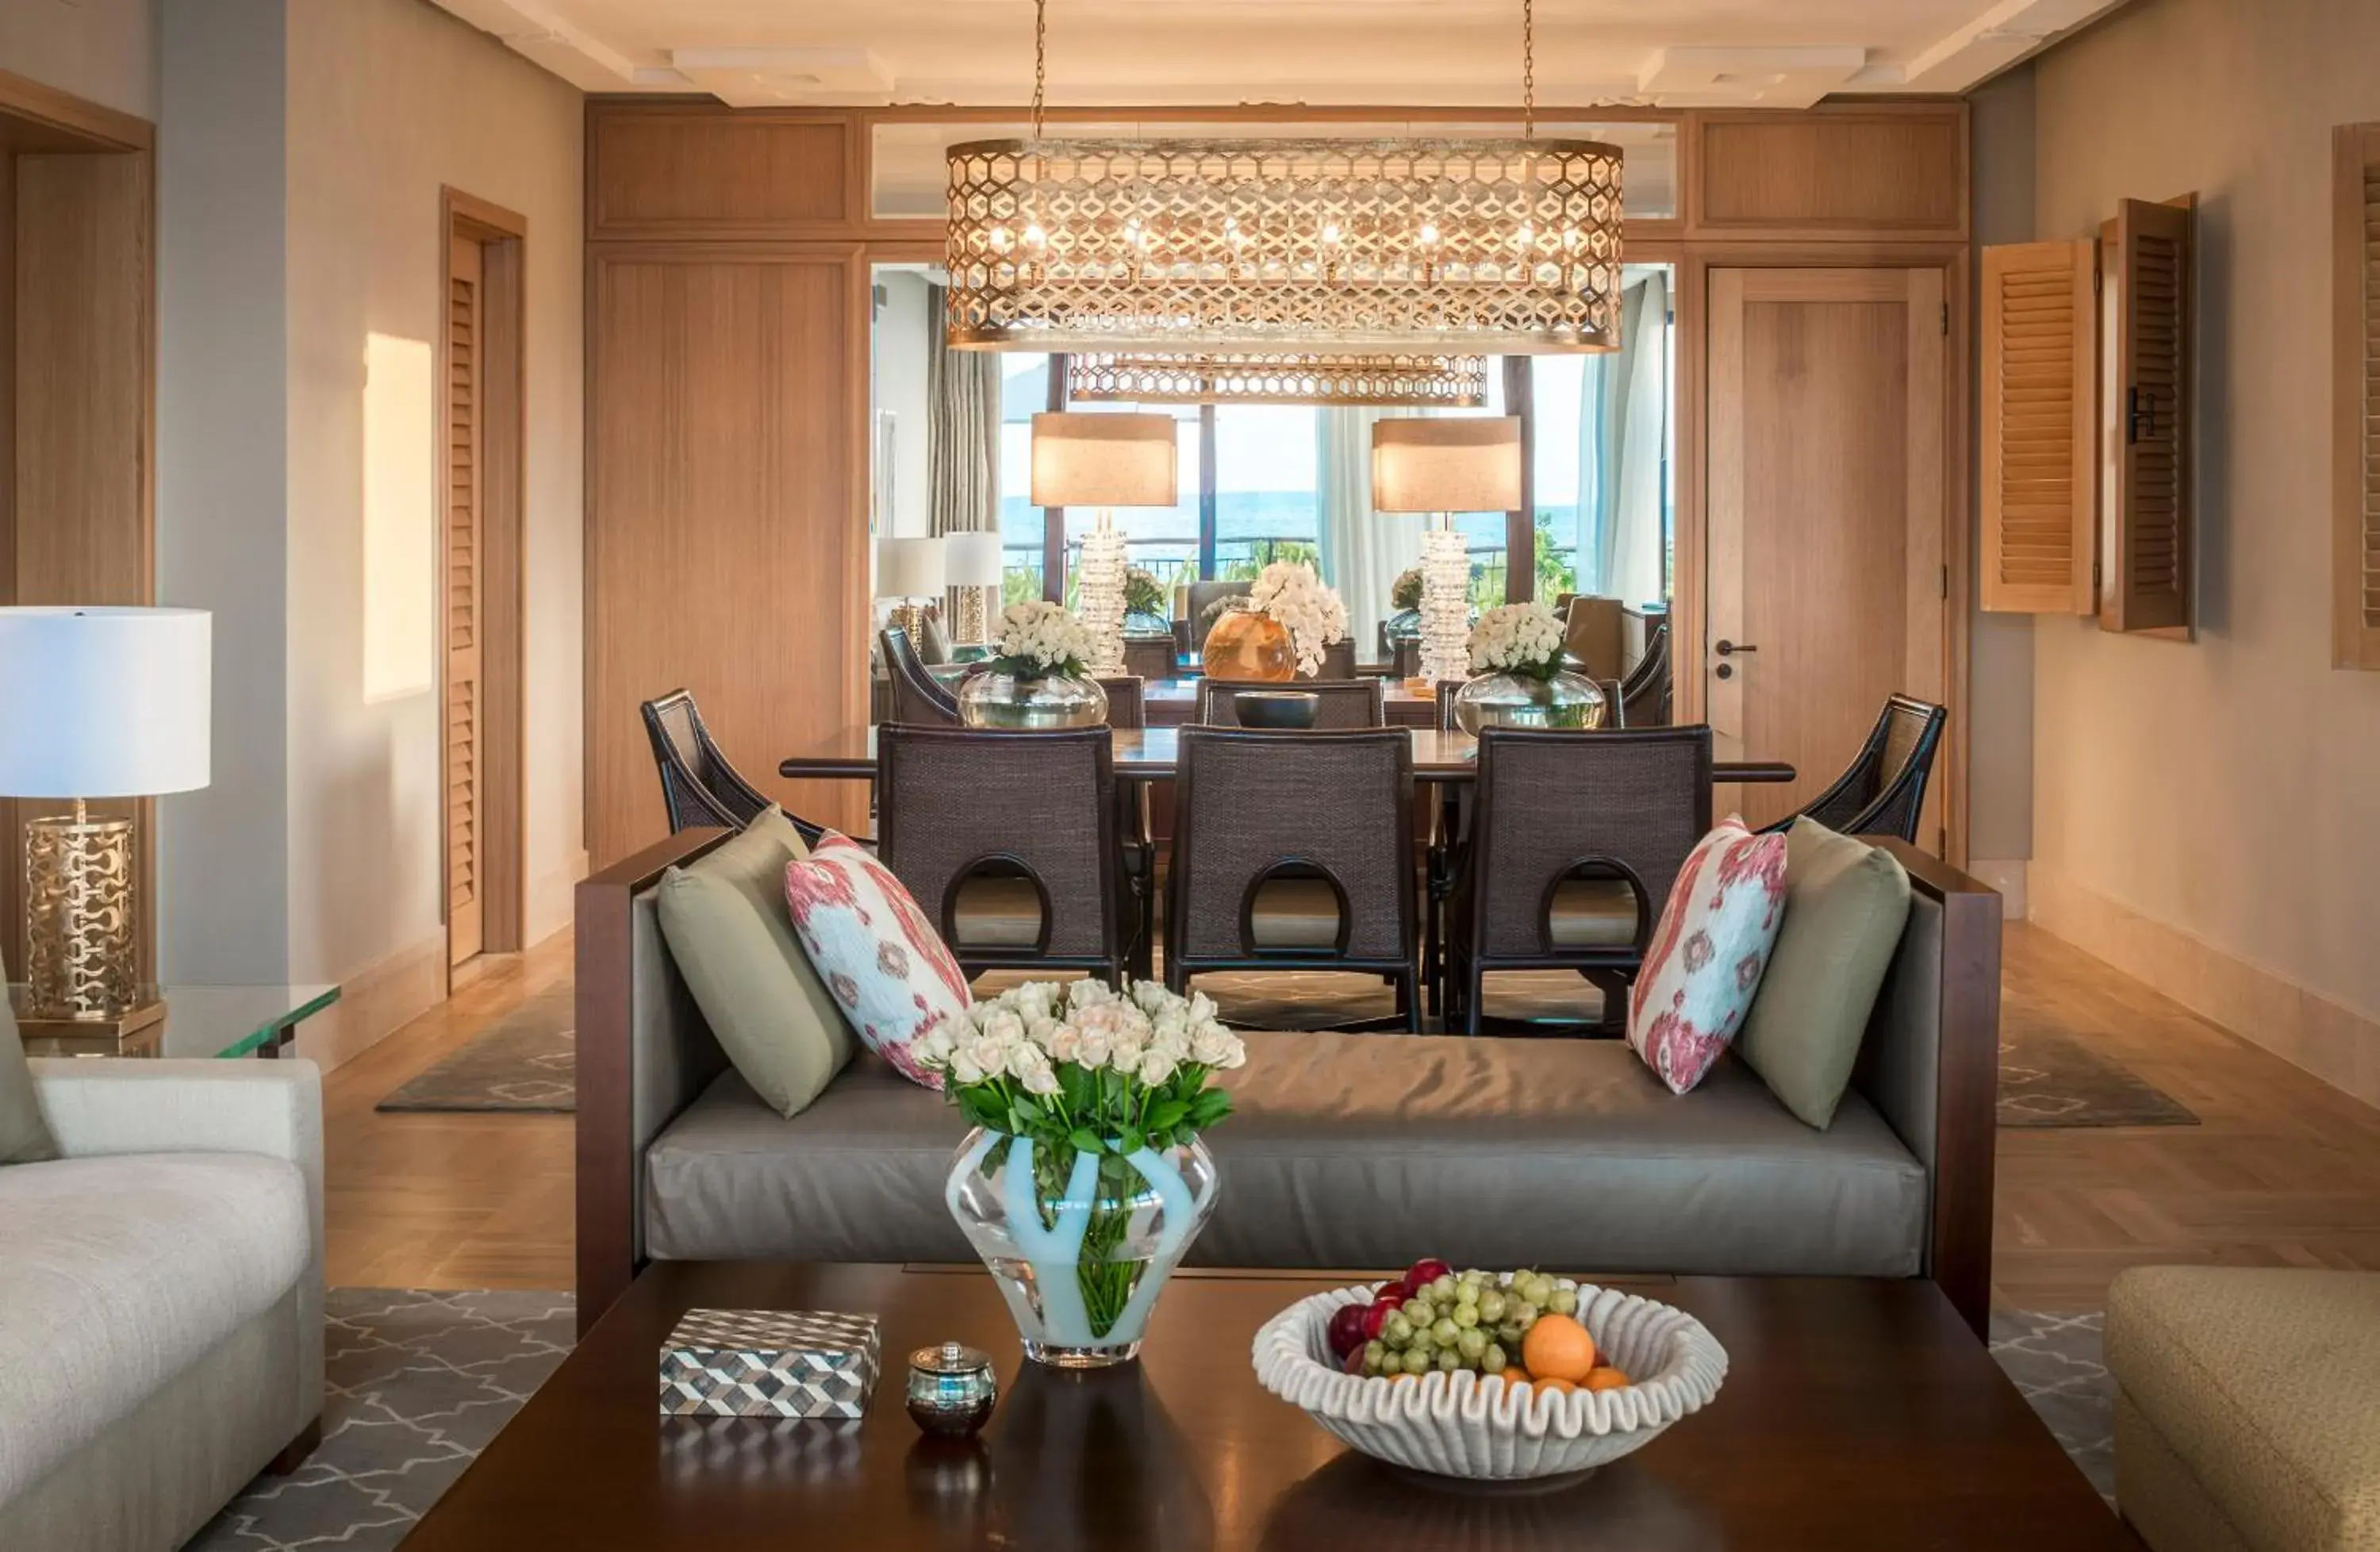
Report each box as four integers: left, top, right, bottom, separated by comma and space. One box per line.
182, 1289, 574, 1550
376, 989, 575, 1113
182, 1291, 2111, 1547
1998, 1023, 2196, 1129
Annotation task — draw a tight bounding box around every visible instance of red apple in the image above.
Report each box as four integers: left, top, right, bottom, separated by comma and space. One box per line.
1327, 1302, 1368, 1358
1342, 1343, 1370, 1375
1376, 1281, 1407, 1299
1401, 1258, 1453, 1297
1361, 1296, 1405, 1342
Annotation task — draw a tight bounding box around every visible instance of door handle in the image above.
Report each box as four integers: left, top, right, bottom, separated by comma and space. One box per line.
1715, 639, 1757, 657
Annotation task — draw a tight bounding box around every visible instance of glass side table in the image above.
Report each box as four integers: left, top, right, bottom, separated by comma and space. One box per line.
10, 983, 341, 1060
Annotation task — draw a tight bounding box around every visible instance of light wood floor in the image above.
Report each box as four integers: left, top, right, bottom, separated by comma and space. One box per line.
322, 921, 2380, 1310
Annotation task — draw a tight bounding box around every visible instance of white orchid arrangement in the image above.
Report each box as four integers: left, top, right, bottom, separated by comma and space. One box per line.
988, 600, 1096, 679
1468, 601, 1568, 680
1247, 561, 1350, 676
917, 978, 1246, 1159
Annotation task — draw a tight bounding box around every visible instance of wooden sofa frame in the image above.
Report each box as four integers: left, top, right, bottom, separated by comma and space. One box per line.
575, 830, 2001, 1339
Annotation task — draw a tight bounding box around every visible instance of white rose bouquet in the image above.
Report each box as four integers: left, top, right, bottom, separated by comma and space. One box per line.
1247, 561, 1351, 676
1467, 601, 1568, 680
988, 600, 1096, 679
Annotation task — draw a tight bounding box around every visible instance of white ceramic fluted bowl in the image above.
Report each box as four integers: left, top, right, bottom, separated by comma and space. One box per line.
1251, 1277, 1728, 1481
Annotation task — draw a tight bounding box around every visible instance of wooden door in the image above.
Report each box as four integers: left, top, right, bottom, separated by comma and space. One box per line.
445, 232, 484, 965
1706, 267, 1949, 843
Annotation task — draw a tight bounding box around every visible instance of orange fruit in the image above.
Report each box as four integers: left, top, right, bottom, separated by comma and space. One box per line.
1583, 1366, 1631, 1393
1387, 1371, 1420, 1385
1530, 1376, 1576, 1396
1520, 1312, 1598, 1383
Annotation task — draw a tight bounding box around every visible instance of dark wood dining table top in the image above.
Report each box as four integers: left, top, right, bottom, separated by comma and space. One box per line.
781, 725, 1797, 785
399, 1262, 2139, 1551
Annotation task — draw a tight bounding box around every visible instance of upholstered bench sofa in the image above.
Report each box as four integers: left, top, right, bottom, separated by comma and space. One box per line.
575, 830, 2000, 1339
0, 1058, 324, 1552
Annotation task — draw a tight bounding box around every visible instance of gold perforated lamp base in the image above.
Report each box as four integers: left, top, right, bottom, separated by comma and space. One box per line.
23, 802, 140, 1020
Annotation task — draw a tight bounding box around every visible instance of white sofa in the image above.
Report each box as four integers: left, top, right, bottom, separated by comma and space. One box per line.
0, 1058, 324, 1552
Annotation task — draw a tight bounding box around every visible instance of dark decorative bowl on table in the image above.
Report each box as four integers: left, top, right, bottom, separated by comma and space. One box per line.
1234, 690, 1321, 730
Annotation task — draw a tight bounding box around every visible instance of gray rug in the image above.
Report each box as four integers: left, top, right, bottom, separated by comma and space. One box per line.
376, 989, 574, 1113
182, 1291, 2112, 1547
182, 1289, 574, 1550
1998, 1024, 2197, 1129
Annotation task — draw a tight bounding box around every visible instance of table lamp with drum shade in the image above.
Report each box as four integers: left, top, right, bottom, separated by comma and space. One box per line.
1372, 417, 1522, 691
1031, 412, 1177, 674
875, 536, 946, 643
0, 607, 211, 1025
941, 531, 1006, 649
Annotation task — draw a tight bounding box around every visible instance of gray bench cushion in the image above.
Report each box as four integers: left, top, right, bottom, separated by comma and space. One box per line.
645, 1030, 1926, 1278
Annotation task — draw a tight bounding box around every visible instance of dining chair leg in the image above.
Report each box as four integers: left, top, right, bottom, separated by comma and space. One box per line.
1401, 971, 1422, 1033
1464, 962, 1486, 1037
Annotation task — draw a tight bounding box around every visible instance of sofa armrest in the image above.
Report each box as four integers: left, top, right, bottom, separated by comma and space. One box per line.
1857, 842, 2001, 1340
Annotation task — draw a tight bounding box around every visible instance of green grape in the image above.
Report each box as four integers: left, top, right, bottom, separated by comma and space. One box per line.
1513, 1305, 1541, 1334
1382, 1311, 1414, 1346
1365, 1339, 1388, 1372
1451, 1303, 1480, 1329
1481, 1342, 1508, 1373
1477, 1289, 1507, 1323
1427, 1274, 1458, 1303
1453, 1282, 1480, 1310
1403, 1297, 1435, 1328
1548, 1286, 1580, 1316
1431, 1317, 1461, 1346
1434, 1346, 1463, 1373
1400, 1346, 1432, 1376
1456, 1327, 1488, 1360
1495, 1320, 1525, 1345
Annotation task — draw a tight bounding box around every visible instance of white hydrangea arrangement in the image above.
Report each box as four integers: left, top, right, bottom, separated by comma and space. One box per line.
988, 600, 1096, 679
1467, 601, 1568, 680
917, 978, 1246, 1155
1247, 561, 1351, 676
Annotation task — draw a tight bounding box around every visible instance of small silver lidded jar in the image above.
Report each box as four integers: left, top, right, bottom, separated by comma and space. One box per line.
907, 1341, 999, 1437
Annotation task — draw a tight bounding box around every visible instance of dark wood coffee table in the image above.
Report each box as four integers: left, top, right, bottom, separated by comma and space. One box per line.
400, 1263, 2138, 1550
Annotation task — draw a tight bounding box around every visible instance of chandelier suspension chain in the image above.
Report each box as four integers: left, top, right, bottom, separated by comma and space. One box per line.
1032, 0, 1047, 138
1522, 0, 1534, 139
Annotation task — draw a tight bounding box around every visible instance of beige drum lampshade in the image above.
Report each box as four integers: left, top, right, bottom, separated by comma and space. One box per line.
1371, 417, 1523, 513
1031, 413, 1178, 509
942, 531, 1006, 589
0, 606, 212, 798
875, 536, 946, 600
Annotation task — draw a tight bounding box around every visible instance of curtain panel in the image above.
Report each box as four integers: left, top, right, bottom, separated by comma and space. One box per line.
927, 282, 1003, 620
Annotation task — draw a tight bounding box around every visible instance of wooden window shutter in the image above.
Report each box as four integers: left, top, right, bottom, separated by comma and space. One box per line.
2335, 124, 2380, 668
2105, 198, 2194, 634
1979, 240, 2097, 612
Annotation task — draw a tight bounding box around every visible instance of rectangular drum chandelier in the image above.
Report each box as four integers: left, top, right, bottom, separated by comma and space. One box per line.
946, 0, 1622, 357
1065, 352, 1490, 408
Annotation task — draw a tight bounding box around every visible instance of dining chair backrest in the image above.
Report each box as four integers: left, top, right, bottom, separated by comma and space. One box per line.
877, 725, 1127, 977
881, 627, 962, 726
1096, 675, 1146, 729
1184, 581, 1253, 649
1196, 678, 1384, 728
1168, 727, 1417, 974
1776, 693, 1947, 844
1464, 725, 1714, 965
1618, 619, 1672, 728
1298, 639, 1360, 681
1123, 636, 1176, 685
642, 688, 819, 839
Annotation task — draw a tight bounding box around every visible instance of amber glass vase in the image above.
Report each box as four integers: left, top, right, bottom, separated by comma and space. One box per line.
1200, 609, 1295, 682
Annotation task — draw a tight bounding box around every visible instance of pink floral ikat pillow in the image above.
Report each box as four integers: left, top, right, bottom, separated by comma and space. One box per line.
783, 833, 970, 1090
1626, 816, 1788, 1094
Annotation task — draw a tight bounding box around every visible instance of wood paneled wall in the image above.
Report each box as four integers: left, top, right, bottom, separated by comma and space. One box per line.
0, 75, 156, 976
582, 98, 1971, 866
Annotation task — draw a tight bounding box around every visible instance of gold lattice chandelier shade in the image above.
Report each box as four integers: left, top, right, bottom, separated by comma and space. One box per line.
945, 137, 1624, 355
1065, 352, 1489, 407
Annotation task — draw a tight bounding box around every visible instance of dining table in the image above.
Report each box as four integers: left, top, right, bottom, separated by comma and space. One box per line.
780, 724, 1798, 786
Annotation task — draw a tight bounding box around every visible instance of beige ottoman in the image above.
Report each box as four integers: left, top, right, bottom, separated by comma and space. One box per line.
2107, 1266, 2380, 1552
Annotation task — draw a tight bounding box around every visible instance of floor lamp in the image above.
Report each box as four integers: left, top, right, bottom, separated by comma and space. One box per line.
1370, 418, 1522, 693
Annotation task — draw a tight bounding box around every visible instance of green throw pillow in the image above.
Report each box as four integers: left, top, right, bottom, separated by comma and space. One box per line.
2, 993, 60, 1166
1739, 819, 1913, 1130
657, 809, 854, 1119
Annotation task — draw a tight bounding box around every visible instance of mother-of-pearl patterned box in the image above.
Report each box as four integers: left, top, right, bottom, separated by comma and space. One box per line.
658, 1308, 882, 1418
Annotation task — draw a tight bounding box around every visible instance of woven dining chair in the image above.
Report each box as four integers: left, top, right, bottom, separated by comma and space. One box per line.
877, 725, 1138, 984
1444, 725, 1714, 1036
881, 627, 962, 726
1123, 636, 1177, 685
1617, 619, 1672, 728
1764, 693, 1946, 845
640, 688, 830, 846
1096, 676, 1146, 729
1165, 726, 1420, 1028
1096, 674, 1156, 970
1195, 678, 1385, 728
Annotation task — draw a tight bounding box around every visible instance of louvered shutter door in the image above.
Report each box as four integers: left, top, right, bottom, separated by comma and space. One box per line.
2106, 198, 2194, 634
1980, 240, 2098, 613
447, 234, 484, 964
2336, 125, 2380, 668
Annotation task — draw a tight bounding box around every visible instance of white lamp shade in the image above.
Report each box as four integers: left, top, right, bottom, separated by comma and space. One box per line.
1371, 417, 1523, 513
875, 536, 946, 598
1031, 413, 1179, 508
942, 531, 1006, 587
0, 607, 212, 798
